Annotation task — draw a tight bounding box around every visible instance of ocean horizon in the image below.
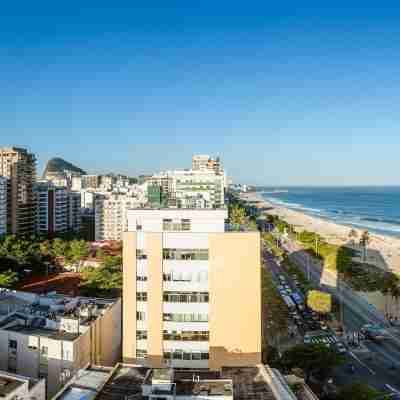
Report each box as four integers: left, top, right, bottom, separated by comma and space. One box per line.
258, 186, 400, 238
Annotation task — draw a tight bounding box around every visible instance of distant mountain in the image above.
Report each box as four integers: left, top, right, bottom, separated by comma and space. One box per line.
43, 158, 87, 179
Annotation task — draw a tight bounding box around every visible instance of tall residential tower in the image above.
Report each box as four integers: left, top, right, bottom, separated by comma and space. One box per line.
0, 147, 36, 236
122, 209, 261, 370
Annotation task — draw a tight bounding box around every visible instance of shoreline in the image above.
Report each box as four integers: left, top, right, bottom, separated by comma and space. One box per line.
241, 191, 400, 274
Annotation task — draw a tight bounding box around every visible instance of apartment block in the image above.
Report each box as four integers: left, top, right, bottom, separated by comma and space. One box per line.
192, 154, 223, 175
35, 182, 68, 236
67, 191, 81, 233
0, 371, 45, 400
122, 209, 261, 370
0, 147, 36, 236
81, 175, 100, 189
148, 170, 225, 209
0, 289, 121, 397
95, 194, 140, 241
0, 177, 7, 237
34, 183, 81, 237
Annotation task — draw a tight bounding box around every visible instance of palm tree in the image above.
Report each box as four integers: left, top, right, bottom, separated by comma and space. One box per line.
359, 230, 370, 263
390, 285, 400, 319
348, 229, 358, 245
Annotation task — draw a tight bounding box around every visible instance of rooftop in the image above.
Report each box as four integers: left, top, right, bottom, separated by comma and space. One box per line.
5, 325, 79, 341
0, 376, 25, 397
54, 367, 112, 400
0, 289, 118, 340
88, 364, 291, 400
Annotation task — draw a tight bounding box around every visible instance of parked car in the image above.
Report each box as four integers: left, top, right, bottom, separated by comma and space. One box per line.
336, 343, 347, 354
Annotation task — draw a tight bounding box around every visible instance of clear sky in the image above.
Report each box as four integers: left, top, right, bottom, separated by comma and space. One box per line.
1, 1, 400, 185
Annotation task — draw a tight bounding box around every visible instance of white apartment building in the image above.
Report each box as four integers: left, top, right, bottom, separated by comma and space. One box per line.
0, 290, 121, 398
149, 170, 225, 209
123, 209, 261, 370
0, 371, 45, 400
0, 177, 7, 237
95, 194, 141, 241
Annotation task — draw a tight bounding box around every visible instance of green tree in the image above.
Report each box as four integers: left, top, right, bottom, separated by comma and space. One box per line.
80, 261, 122, 297
52, 238, 68, 258
336, 383, 384, 400
229, 204, 247, 225
281, 344, 344, 380
0, 270, 18, 288
68, 240, 89, 264
39, 240, 52, 259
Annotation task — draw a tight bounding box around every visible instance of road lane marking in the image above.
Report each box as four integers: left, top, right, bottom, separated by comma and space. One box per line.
349, 351, 376, 375
385, 384, 400, 394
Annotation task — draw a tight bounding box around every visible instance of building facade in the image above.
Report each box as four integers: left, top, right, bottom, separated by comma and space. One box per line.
95, 194, 140, 241
122, 209, 262, 370
0, 371, 45, 400
192, 155, 222, 175
0, 177, 7, 237
0, 147, 36, 236
35, 182, 68, 236
0, 290, 121, 397
34, 182, 81, 237
67, 191, 81, 233
148, 170, 224, 209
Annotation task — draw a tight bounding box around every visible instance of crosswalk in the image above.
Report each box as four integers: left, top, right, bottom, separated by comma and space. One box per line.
307, 335, 338, 345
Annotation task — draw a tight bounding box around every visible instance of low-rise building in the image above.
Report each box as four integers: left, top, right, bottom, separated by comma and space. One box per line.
0, 289, 121, 397
0, 370, 46, 400
53, 364, 299, 400
0, 176, 7, 237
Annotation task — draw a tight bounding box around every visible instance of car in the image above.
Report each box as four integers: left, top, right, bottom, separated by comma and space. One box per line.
320, 323, 328, 330
304, 336, 312, 344
336, 343, 347, 354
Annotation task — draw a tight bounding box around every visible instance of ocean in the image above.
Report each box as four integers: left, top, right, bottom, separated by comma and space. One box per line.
259, 187, 400, 238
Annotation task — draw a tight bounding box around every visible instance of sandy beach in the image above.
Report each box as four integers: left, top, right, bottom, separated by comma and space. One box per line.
242, 191, 400, 274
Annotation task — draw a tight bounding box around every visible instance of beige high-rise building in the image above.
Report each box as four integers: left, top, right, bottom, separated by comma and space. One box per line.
0, 147, 36, 236
123, 209, 262, 370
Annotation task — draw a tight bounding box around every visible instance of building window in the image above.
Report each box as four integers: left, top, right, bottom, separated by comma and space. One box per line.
162, 219, 191, 231
163, 292, 209, 303
136, 311, 146, 321
41, 346, 48, 357
136, 330, 147, 340
163, 313, 208, 322
137, 275, 148, 281
136, 292, 147, 301
136, 349, 147, 359
164, 351, 209, 361
9, 340, 17, 349
136, 250, 147, 260
163, 330, 209, 341
163, 249, 208, 261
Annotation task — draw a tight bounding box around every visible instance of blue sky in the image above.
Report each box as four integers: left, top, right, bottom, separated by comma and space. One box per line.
1, 1, 400, 185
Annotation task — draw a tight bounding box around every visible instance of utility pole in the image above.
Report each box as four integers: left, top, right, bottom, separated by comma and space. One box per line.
339, 279, 345, 339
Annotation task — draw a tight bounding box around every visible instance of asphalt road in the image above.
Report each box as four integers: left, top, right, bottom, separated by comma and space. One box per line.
263, 244, 400, 396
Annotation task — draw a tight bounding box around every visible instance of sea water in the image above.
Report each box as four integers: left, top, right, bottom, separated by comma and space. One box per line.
260, 186, 400, 237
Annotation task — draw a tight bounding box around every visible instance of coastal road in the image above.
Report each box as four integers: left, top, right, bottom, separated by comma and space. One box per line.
263, 243, 400, 394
